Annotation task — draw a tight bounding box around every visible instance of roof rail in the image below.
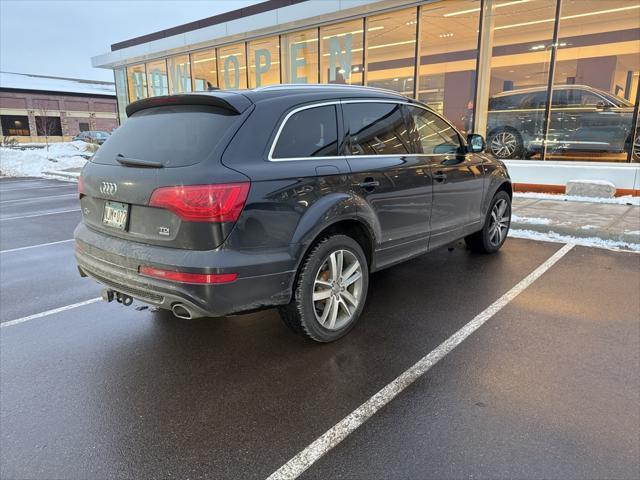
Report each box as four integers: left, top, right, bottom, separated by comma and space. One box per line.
254, 83, 406, 96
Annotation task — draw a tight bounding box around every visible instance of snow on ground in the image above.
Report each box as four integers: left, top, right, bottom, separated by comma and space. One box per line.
511, 214, 551, 225
514, 191, 640, 206
510, 229, 640, 253
0, 142, 90, 179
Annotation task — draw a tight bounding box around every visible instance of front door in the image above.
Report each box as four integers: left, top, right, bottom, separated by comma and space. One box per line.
405, 105, 484, 250
342, 101, 432, 269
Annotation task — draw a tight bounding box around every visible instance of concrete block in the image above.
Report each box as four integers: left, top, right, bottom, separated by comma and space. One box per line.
566, 180, 616, 198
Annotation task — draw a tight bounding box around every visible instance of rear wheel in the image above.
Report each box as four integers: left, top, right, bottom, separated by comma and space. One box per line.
488, 128, 523, 159
279, 235, 369, 342
465, 191, 511, 254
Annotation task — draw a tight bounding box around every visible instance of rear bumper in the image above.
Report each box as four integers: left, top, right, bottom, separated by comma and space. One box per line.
74, 223, 296, 317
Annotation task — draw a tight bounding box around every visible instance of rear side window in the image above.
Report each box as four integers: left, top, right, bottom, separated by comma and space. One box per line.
272, 105, 339, 159
489, 93, 527, 110
344, 102, 411, 155
92, 104, 239, 167
406, 105, 461, 155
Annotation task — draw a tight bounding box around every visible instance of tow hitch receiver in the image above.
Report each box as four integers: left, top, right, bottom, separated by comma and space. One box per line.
102, 288, 133, 306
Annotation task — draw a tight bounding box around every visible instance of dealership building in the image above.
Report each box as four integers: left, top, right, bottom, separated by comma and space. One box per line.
92, 0, 640, 194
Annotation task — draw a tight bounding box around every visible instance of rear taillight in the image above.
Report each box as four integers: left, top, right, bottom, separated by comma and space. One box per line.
78, 176, 84, 196
139, 265, 237, 284
149, 183, 250, 222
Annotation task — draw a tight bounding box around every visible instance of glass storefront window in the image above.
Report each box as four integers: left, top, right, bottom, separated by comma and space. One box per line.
320, 19, 364, 85
168, 55, 192, 94
480, 0, 556, 161
218, 43, 247, 89
127, 64, 147, 102
549, 0, 640, 162
147, 59, 168, 97
418, 1, 479, 133
114, 68, 128, 124
248, 36, 280, 88
281, 28, 319, 84
366, 8, 417, 96
191, 48, 218, 91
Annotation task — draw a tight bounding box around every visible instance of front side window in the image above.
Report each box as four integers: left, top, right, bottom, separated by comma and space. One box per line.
406, 106, 461, 155
344, 102, 411, 155
272, 105, 338, 159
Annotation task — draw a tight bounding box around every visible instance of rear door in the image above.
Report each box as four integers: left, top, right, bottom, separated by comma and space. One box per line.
405, 105, 484, 250
343, 100, 432, 268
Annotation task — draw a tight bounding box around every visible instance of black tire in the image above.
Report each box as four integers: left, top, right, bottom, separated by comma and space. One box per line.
488, 128, 524, 159
279, 234, 369, 342
465, 191, 511, 254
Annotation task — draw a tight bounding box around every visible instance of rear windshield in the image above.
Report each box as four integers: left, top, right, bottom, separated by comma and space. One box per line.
92, 105, 238, 167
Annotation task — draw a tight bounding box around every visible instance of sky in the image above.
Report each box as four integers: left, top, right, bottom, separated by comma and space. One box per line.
0, 0, 261, 82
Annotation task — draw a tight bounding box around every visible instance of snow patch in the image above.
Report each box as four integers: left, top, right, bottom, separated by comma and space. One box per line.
514, 191, 640, 206
509, 229, 640, 252
0, 142, 90, 179
511, 214, 551, 225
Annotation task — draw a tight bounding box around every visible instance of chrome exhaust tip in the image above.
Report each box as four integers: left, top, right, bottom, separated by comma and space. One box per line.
171, 303, 193, 320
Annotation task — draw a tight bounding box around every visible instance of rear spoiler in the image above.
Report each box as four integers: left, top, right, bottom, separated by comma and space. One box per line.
125, 92, 252, 117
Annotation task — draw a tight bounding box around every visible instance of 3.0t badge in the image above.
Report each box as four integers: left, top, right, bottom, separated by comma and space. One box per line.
100, 182, 117, 196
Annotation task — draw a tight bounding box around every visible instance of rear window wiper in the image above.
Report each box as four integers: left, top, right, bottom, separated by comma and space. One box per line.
116, 154, 163, 168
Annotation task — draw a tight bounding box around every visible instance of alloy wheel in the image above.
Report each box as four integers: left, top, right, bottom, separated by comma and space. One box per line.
490, 131, 518, 158
312, 249, 363, 330
488, 198, 510, 247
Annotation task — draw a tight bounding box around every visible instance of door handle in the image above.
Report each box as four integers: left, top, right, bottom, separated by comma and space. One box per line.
359, 178, 380, 191
433, 171, 448, 183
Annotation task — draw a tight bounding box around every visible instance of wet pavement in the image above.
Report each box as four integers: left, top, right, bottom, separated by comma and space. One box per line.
1, 177, 639, 480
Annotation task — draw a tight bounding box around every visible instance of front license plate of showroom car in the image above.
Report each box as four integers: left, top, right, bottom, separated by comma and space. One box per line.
103, 201, 129, 230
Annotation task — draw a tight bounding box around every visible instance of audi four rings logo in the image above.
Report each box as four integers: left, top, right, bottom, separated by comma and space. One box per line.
100, 182, 117, 196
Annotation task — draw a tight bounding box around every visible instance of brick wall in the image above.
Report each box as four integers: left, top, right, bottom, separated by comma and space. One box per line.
0, 90, 117, 139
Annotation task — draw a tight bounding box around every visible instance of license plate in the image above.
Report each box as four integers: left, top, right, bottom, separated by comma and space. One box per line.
103, 201, 129, 230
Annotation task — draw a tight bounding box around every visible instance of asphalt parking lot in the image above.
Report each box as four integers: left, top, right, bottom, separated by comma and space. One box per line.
1, 177, 639, 480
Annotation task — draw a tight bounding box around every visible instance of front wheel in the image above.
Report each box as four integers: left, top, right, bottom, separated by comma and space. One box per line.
465, 191, 511, 254
279, 235, 369, 342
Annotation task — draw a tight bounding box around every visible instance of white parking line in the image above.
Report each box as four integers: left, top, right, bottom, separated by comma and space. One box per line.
0, 239, 74, 254
1, 297, 102, 328
266, 243, 576, 480
0, 209, 81, 221
0, 184, 75, 192
0, 193, 77, 204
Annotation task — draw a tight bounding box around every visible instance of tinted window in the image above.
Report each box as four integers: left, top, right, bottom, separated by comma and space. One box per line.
488, 93, 527, 110
521, 92, 547, 109
345, 103, 411, 155
272, 105, 338, 159
406, 106, 461, 155
92, 105, 239, 168
552, 89, 569, 107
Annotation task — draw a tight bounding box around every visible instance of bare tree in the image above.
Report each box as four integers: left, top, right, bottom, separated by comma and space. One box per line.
34, 100, 58, 154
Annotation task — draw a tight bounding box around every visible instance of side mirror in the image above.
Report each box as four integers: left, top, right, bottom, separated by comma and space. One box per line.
467, 134, 486, 153
595, 101, 610, 110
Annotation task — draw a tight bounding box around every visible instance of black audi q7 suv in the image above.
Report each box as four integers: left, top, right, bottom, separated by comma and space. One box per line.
486, 84, 635, 159
75, 85, 512, 342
